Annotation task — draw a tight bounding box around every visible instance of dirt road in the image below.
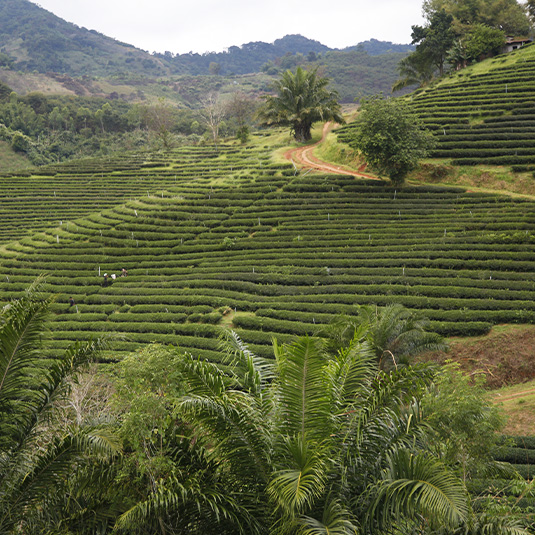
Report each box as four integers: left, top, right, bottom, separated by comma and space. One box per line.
284, 122, 379, 180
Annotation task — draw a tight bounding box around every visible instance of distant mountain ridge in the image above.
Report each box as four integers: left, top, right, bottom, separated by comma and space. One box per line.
0, 0, 412, 77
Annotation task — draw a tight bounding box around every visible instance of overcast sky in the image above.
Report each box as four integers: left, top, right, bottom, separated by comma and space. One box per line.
30, 0, 426, 55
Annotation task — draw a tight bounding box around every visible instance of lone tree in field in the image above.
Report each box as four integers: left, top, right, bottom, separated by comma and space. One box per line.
258, 66, 344, 142
348, 96, 435, 186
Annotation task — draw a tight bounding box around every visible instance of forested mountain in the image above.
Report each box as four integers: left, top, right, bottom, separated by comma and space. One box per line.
0, 0, 412, 79
0, 0, 168, 76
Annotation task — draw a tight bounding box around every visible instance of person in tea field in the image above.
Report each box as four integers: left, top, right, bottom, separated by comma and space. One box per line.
121, 268, 128, 277
103, 273, 108, 287
69, 297, 75, 307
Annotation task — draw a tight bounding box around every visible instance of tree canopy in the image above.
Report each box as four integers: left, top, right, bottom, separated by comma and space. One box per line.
346, 96, 435, 186
0, 278, 119, 533
394, 0, 530, 90
258, 66, 344, 142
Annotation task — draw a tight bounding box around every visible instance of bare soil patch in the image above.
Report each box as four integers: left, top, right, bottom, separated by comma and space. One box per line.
417, 325, 535, 389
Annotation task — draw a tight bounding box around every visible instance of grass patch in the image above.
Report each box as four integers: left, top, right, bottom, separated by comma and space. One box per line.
0, 141, 34, 174
314, 132, 363, 172
492, 379, 535, 436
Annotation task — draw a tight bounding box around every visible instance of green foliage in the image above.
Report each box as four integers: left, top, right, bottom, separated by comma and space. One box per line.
400, 0, 530, 88
0, 277, 120, 533
423, 0, 531, 36
422, 363, 534, 533
346, 96, 435, 185
111, 333, 469, 534
320, 304, 448, 368
411, 9, 457, 76
464, 24, 506, 62
423, 363, 507, 479
258, 67, 344, 142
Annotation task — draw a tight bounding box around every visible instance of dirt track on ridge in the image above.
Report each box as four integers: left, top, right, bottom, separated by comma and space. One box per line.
283, 122, 379, 179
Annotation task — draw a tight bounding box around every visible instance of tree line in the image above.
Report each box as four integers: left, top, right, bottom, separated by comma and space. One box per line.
0, 84, 258, 166
394, 0, 535, 91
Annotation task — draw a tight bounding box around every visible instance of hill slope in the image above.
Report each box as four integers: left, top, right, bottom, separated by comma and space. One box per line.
0, 139, 534, 363
0, 0, 169, 76
0, 0, 411, 103
337, 42, 535, 171
407, 42, 535, 171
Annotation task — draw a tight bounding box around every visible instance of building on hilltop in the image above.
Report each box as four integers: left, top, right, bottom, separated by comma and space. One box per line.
502, 36, 532, 54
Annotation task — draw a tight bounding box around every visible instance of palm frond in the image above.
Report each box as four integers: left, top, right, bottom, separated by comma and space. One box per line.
0, 427, 120, 532
324, 331, 376, 408
299, 497, 359, 535
218, 329, 274, 393
368, 447, 468, 530
268, 435, 327, 517
274, 337, 332, 440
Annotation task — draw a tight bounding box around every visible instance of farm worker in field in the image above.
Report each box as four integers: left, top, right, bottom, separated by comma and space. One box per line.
121, 268, 128, 277
103, 273, 108, 287
69, 297, 75, 307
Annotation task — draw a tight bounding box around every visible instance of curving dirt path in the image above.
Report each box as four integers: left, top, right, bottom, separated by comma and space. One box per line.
284, 122, 379, 180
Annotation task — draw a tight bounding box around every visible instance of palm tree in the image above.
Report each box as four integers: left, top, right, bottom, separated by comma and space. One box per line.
0, 278, 120, 533
116, 330, 467, 534
258, 67, 345, 142
321, 303, 448, 368
392, 52, 435, 92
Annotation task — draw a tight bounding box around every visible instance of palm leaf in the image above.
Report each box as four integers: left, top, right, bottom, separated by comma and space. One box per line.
273, 336, 331, 441
299, 497, 359, 535
368, 447, 468, 530
268, 435, 327, 518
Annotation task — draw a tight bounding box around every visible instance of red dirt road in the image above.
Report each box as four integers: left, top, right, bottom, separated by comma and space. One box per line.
284, 122, 379, 180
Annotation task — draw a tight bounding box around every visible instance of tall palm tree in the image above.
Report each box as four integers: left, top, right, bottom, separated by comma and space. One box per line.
0, 278, 120, 533
258, 67, 345, 142
116, 330, 467, 534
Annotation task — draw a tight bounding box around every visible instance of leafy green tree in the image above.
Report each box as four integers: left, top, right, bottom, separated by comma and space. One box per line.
464, 24, 506, 62
258, 66, 344, 142
392, 51, 435, 91
527, 0, 535, 24
423, 0, 531, 35
10, 131, 31, 153
347, 96, 436, 186
114, 332, 468, 534
411, 9, 457, 77
225, 91, 256, 143
0, 278, 120, 533
422, 363, 533, 534
111, 344, 256, 534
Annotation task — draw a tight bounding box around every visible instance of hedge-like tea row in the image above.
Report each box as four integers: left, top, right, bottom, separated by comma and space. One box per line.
0, 157, 534, 359
338, 43, 535, 169
0, 142, 288, 244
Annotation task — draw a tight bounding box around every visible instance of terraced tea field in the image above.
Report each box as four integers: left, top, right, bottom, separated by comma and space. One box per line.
1, 140, 534, 363
337, 42, 535, 172
0, 145, 277, 244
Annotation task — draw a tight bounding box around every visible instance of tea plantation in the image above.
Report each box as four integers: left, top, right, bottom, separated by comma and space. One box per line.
338, 42, 535, 172
0, 140, 534, 363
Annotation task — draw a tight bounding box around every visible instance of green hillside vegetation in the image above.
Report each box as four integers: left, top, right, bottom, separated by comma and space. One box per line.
405, 42, 535, 172
0, 0, 411, 112
0, 135, 534, 365
336, 42, 535, 181
0, 0, 411, 83
0, 0, 168, 76
0, 139, 33, 173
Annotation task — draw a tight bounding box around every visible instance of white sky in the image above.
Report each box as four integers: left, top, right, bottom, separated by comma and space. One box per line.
30, 0, 426, 55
